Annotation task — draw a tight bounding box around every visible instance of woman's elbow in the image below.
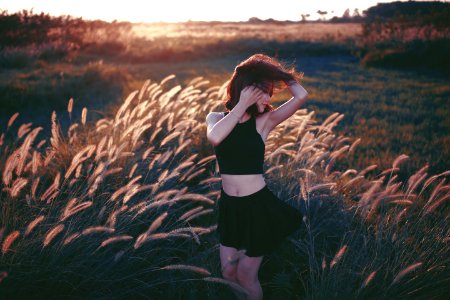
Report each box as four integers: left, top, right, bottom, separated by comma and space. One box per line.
207, 132, 220, 147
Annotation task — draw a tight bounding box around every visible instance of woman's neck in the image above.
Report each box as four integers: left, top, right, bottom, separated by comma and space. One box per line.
238, 113, 251, 124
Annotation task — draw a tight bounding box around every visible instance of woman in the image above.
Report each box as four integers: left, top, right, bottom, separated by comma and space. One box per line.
206, 54, 308, 300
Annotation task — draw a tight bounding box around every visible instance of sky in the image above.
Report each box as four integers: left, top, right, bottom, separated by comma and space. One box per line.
0, 0, 442, 22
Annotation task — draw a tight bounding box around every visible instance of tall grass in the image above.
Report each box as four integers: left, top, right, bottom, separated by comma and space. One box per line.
0, 76, 448, 299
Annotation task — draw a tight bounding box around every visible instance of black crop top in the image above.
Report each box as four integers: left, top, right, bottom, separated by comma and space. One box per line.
213, 112, 265, 175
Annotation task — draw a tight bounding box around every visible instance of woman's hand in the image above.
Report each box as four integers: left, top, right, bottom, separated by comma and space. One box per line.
238, 85, 265, 109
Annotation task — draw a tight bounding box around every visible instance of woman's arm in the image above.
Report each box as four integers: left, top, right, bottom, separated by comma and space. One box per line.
266, 82, 308, 131
206, 86, 263, 147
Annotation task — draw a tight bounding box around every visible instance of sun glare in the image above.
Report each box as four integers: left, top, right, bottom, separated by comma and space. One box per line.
2, 0, 414, 22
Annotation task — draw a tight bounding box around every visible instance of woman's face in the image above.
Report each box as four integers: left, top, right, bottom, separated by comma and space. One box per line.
255, 81, 273, 112
255, 89, 271, 113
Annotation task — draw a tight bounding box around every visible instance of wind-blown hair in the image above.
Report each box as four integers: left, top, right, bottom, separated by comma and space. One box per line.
225, 54, 303, 116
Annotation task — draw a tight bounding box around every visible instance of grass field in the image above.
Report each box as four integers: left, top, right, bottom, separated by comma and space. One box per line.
0, 17, 449, 299
1, 75, 448, 299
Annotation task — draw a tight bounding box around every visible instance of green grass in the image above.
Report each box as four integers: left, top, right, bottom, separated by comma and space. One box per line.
0, 77, 448, 299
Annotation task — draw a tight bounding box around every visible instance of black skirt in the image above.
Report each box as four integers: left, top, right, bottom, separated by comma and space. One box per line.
217, 185, 302, 257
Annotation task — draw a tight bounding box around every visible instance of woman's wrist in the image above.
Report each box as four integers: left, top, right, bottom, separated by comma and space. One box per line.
287, 82, 308, 100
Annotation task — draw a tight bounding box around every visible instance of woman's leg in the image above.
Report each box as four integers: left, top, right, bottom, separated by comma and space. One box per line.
220, 244, 247, 299
236, 253, 264, 300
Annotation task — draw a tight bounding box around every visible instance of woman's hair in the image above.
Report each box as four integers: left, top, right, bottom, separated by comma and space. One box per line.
225, 54, 303, 116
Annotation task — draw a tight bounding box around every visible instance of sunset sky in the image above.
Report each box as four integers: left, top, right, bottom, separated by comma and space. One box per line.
0, 0, 442, 22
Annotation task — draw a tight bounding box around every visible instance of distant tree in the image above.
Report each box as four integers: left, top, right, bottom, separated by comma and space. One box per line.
343, 9, 351, 19
301, 14, 310, 22
248, 17, 263, 23
353, 8, 361, 17
317, 10, 328, 20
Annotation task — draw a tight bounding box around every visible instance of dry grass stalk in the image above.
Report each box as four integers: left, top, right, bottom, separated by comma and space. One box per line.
358, 178, 384, 209
63, 232, 81, 246
424, 193, 450, 215
149, 127, 162, 144
185, 209, 213, 222
358, 164, 378, 177
82, 226, 115, 236
199, 177, 222, 186
158, 149, 173, 166
380, 167, 400, 176
424, 178, 446, 208
407, 172, 428, 196
266, 165, 284, 174
348, 138, 361, 154
43, 151, 55, 167
330, 245, 348, 268
342, 169, 358, 177
171, 193, 214, 205
392, 262, 422, 284
30, 177, 40, 200
0, 271, 8, 283
9, 177, 28, 197
2, 231, 20, 254
98, 235, 133, 249
123, 185, 141, 204
64, 145, 96, 179
24, 215, 45, 237
128, 163, 138, 178
322, 257, 327, 269
107, 205, 128, 228
309, 183, 336, 193
17, 123, 32, 138
147, 212, 168, 234
178, 206, 204, 221
154, 189, 179, 202
40, 172, 61, 202
104, 167, 123, 177
330, 145, 349, 159
202, 277, 249, 296
299, 178, 308, 200
31, 151, 41, 174
361, 271, 377, 289
37, 139, 46, 149
67, 98, 73, 116
1, 127, 43, 186
111, 175, 142, 201
50, 111, 61, 150
43, 224, 65, 247
115, 90, 138, 123
61, 200, 93, 221
134, 232, 172, 249
142, 146, 155, 160
389, 200, 413, 206
81, 107, 87, 126
160, 131, 181, 147
160, 264, 211, 276
7, 112, 20, 128
95, 136, 107, 160
185, 168, 206, 182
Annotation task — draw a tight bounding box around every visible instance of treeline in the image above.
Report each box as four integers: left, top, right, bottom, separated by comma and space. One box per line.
0, 9, 132, 49
358, 1, 450, 73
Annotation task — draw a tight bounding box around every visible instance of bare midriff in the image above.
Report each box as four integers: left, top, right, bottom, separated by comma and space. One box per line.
221, 174, 266, 197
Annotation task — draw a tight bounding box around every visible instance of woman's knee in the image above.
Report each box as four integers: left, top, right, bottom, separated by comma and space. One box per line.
222, 264, 237, 281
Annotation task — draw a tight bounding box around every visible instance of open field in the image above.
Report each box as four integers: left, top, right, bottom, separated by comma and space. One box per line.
1, 11, 449, 298
1, 75, 449, 299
